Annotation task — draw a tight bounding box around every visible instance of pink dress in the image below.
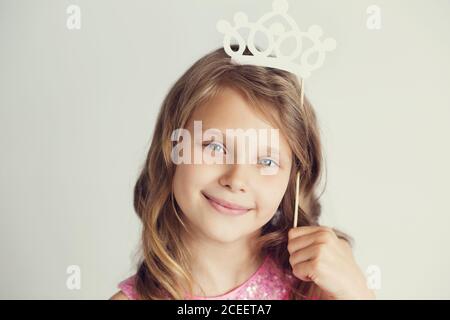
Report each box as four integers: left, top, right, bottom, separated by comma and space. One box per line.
118, 255, 318, 300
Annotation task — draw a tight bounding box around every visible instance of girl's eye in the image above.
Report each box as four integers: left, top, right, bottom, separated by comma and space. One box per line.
258, 158, 279, 168
203, 141, 225, 153
202, 142, 278, 167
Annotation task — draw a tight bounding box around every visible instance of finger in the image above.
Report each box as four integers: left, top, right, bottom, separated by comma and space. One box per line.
289, 243, 323, 267
288, 226, 321, 240
292, 259, 320, 283
288, 226, 334, 240
287, 230, 335, 254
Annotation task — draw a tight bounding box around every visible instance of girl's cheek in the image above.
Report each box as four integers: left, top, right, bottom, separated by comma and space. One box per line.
253, 172, 290, 211
174, 162, 209, 191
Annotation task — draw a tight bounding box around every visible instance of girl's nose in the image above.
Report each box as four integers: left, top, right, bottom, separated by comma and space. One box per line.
218, 164, 251, 193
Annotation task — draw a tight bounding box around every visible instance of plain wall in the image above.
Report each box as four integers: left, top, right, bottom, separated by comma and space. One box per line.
1, 0, 449, 299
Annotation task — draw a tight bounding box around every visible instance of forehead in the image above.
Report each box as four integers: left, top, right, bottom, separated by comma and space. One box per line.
186, 86, 291, 157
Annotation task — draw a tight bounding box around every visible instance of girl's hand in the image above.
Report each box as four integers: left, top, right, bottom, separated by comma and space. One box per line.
288, 226, 376, 300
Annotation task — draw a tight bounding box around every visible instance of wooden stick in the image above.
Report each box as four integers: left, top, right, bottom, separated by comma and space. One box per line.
293, 78, 304, 228
293, 170, 300, 228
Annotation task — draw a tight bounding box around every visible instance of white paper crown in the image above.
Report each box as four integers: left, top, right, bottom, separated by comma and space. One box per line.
216, 0, 337, 79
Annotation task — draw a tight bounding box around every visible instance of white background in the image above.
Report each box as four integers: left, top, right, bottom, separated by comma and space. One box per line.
1, 0, 449, 299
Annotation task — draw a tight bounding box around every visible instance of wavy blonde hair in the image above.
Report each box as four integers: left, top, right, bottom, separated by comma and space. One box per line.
132, 46, 353, 299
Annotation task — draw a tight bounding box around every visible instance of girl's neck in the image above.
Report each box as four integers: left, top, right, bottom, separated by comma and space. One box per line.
183, 228, 264, 297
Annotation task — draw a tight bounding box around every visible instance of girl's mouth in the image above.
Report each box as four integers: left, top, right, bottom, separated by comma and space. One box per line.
201, 192, 252, 216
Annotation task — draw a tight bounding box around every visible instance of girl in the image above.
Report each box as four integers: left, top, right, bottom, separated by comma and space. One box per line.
111, 46, 375, 300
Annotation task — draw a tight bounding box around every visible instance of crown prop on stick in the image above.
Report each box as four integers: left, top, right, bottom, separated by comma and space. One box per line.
217, 0, 336, 227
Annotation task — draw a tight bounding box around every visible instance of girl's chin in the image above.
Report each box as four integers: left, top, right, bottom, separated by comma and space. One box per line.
194, 222, 249, 243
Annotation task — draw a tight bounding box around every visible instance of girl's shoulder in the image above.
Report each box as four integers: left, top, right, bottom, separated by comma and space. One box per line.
110, 290, 129, 300
116, 275, 139, 300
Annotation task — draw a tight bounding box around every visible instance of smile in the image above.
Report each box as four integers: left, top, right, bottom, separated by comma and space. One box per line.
201, 192, 252, 216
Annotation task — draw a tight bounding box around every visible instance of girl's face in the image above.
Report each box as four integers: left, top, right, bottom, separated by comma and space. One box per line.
173, 86, 292, 244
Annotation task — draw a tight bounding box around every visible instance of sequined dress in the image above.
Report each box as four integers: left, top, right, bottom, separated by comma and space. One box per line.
117, 255, 303, 300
